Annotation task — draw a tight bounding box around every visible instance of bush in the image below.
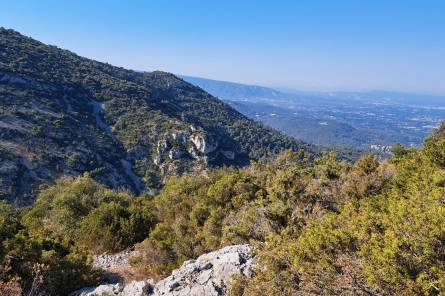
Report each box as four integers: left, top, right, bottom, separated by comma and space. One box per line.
78, 200, 155, 253
0, 200, 99, 295
23, 174, 156, 253
240, 145, 445, 295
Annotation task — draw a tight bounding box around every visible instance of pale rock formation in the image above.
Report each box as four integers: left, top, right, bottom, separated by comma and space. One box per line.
71, 244, 254, 296
190, 134, 218, 154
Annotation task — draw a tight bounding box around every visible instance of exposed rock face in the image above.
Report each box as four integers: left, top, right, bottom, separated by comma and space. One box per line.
73, 283, 124, 296
191, 134, 218, 154
153, 244, 254, 296
123, 281, 154, 295
71, 244, 254, 296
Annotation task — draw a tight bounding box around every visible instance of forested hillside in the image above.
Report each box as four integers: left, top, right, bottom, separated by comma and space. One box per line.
1, 123, 445, 295
0, 28, 320, 204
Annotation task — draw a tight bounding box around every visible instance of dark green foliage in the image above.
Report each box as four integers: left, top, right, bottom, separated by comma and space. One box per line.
23, 174, 156, 253
232, 137, 445, 295
135, 150, 361, 277
0, 176, 156, 294
78, 200, 154, 253
424, 122, 445, 167
0, 201, 99, 295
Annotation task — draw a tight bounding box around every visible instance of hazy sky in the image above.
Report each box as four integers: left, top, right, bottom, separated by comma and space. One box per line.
2, 0, 444, 94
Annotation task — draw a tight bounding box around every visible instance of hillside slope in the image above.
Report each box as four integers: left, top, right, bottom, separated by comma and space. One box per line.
0, 28, 318, 203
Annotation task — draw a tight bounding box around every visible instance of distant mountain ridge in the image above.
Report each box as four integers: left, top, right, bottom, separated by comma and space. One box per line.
181, 75, 445, 106
179, 75, 287, 100
0, 28, 319, 204
181, 75, 445, 149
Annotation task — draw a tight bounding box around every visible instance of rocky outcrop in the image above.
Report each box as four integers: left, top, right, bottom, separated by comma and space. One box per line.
73, 283, 124, 296
72, 281, 154, 296
71, 244, 254, 296
153, 244, 254, 296
190, 134, 218, 154
93, 249, 140, 270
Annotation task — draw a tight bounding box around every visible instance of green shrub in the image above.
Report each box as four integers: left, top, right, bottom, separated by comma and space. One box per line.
0, 201, 99, 295
78, 199, 155, 253
23, 174, 156, 254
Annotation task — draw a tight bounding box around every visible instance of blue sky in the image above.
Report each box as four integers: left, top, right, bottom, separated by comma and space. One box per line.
1, 0, 444, 94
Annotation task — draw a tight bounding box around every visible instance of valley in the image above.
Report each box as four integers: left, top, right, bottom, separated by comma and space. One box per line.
182, 75, 445, 150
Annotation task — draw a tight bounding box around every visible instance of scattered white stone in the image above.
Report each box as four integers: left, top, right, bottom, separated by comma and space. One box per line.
93, 249, 140, 270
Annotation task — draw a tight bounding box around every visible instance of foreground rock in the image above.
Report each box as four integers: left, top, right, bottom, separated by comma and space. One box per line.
71, 244, 254, 296
154, 244, 254, 296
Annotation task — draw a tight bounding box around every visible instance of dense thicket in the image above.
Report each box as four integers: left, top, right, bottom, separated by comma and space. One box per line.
232, 125, 445, 295
2, 124, 445, 295
0, 175, 156, 295
0, 201, 99, 295
23, 175, 156, 253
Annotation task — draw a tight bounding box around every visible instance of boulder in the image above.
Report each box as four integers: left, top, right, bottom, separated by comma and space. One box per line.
71, 283, 123, 296
122, 280, 153, 295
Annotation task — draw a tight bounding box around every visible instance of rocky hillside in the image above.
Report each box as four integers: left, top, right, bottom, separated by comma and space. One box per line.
0, 28, 318, 204
72, 244, 254, 296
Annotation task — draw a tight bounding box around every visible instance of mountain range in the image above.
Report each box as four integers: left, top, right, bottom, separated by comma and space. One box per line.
0, 28, 322, 204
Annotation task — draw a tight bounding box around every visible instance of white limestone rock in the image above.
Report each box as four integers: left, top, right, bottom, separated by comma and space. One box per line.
71, 244, 254, 296
122, 280, 154, 295
190, 134, 218, 154
152, 244, 254, 296
71, 283, 123, 296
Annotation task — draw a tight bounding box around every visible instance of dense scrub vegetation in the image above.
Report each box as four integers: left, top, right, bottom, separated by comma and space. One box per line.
230, 126, 445, 295
0, 201, 99, 295
0, 175, 156, 295
23, 175, 156, 253
2, 127, 445, 294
